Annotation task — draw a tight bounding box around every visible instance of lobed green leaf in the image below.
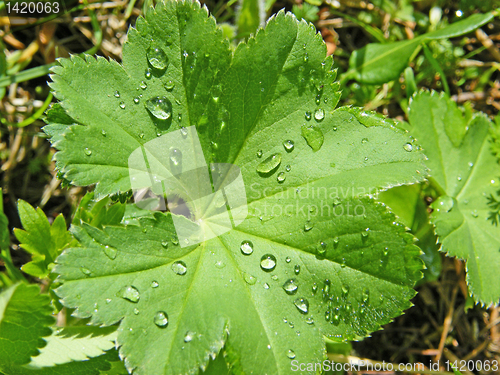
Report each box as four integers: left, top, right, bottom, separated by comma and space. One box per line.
408, 90, 500, 306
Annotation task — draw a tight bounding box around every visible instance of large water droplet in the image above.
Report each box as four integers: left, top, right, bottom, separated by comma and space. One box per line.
294, 298, 309, 314
256, 153, 282, 174
147, 44, 168, 70
287, 349, 296, 359
118, 285, 140, 303
165, 80, 175, 91
403, 143, 413, 152
260, 254, 277, 272
436, 196, 454, 212
277, 172, 286, 183
240, 241, 254, 255
283, 140, 294, 152
145, 96, 172, 120
282, 279, 298, 295
171, 261, 187, 275
301, 124, 324, 151
84, 148, 92, 156
243, 272, 257, 285
314, 108, 325, 121
103, 245, 117, 260
154, 311, 168, 327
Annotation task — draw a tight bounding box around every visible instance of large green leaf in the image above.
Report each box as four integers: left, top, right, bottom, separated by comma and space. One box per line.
348, 12, 494, 84
0, 283, 54, 367
47, 1, 428, 373
408, 91, 500, 306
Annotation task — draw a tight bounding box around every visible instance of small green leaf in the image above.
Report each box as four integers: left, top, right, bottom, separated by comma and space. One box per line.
408, 91, 500, 306
348, 38, 421, 84
424, 12, 493, 40
0, 283, 55, 367
28, 326, 117, 368
1, 351, 119, 375
348, 12, 494, 84
14, 201, 73, 278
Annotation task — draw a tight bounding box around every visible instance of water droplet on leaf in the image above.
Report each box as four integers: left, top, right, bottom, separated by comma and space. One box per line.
287, 349, 296, 359
84, 148, 92, 156
283, 140, 294, 152
301, 124, 324, 151
403, 143, 413, 152
243, 273, 257, 285
145, 96, 172, 120
118, 285, 140, 303
282, 279, 298, 295
171, 261, 187, 275
294, 298, 309, 314
240, 241, 254, 255
256, 153, 282, 174
277, 172, 286, 183
184, 331, 195, 342
103, 245, 117, 260
147, 45, 168, 70
260, 254, 277, 272
154, 311, 168, 327
314, 108, 325, 121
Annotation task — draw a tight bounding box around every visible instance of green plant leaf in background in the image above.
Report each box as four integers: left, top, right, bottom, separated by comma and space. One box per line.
408, 90, 500, 306
347, 12, 494, 84
0, 283, 54, 368
27, 326, 117, 368
46, 1, 429, 373
378, 184, 442, 284
236, 0, 266, 38
14, 200, 73, 278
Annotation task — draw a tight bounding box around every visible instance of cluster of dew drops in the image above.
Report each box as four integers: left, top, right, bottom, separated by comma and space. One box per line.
85, 39, 191, 158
